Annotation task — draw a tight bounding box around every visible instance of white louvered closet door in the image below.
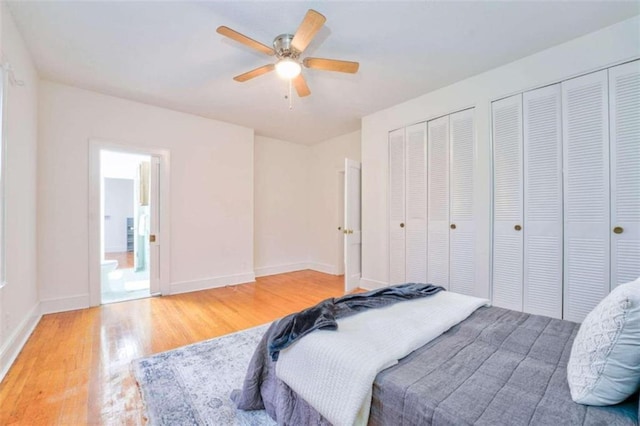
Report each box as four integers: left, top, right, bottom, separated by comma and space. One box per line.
449, 109, 476, 296
609, 60, 640, 289
492, 95, 523, 310
523, 84, 563, 319
427, 116, 450, 289
389, 129, 406, 285
562, 70, 610, 323
405, 123, 428, 283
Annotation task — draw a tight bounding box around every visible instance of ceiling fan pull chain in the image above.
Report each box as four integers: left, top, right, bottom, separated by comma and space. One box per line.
288, 78, 293, 110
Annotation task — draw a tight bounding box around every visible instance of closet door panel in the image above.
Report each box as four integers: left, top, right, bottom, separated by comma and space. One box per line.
492, 95, 524, 310
562, 70, 610, 322
405, 123, 428, 283
450, 109, 475, 296
523, 84, 563, 319
389, 129, 406, 285
427, 116, 450, 289
609, 60, 640, 289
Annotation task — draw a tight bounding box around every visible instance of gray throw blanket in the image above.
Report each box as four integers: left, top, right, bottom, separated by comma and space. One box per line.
231, 283, 444, 414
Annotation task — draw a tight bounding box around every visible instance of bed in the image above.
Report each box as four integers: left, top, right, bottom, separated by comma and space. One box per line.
233, 295, 639, 425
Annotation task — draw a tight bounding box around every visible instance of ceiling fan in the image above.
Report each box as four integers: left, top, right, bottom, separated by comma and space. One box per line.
217, 9, 359, 97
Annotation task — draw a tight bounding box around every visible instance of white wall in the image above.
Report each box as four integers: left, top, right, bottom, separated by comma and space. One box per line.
308, 131, 361, 275
361, 16, 640, 294
0, 5, 40, 379
38, 81, 255, 311
104, 178, 134, 253
254, 136, 310, 277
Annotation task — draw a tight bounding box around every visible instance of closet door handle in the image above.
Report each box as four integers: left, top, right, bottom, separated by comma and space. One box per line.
450, 224, 456, 230
613, 226, 624, 234
400, 223, 405, 228
515, 225, 522, 231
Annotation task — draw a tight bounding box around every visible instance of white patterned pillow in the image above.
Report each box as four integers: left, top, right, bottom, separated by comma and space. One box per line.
567, 277, 640, 405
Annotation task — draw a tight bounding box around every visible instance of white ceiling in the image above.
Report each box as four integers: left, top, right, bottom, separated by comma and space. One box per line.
7, 1, 639, 145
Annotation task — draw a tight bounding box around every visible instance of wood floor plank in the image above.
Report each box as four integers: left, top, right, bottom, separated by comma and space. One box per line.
0, 270, 345, 425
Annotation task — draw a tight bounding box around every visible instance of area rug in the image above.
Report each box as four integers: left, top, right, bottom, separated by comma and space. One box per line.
132, 323, 276, 426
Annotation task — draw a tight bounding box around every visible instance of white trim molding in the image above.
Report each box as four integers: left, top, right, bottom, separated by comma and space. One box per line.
359, 277, 388, 290
254, 263, 309, 278
0, 303, 41, 382
308, 262, 340, 275
40, 294, 90, 315
169, 272, 256, 295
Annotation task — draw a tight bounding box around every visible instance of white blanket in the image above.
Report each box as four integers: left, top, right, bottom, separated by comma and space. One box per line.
275, 291, 489, 426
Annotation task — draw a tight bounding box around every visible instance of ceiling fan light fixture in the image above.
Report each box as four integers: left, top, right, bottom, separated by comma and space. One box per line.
275, 58, 301, 79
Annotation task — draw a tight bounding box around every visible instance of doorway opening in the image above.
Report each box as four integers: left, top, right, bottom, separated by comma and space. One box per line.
100, 150, 152, 304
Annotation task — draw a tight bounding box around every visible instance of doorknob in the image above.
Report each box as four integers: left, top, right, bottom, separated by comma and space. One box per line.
400, 223, 405, 228
450, 224, 456, 230
149, 234, 156, 243
515, 225, 522, 231
338, 226, 342, 231
613, 226, 624, 234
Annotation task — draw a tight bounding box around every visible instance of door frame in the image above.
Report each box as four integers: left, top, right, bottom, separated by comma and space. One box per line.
88, 139, 171, 306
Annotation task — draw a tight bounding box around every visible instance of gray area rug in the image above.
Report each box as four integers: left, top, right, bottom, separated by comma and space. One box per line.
132, 323, 275, 426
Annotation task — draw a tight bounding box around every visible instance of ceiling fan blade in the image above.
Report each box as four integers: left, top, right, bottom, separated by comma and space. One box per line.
233, 64, 275, 82
217, 26, 274, 56
291, 9, 326, 53
303, 57, 359, 74
293, 74, 311, 97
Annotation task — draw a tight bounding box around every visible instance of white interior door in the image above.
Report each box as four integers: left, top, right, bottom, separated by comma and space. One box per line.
449, 109, 476, 296
523, 84, 563, 318
492, 95, 524, 310
344, 158, 362, 293
427, 116, 450, 289
609, 60, 640, 289
405, 123, 428, 283
389, 129, 406, 285
337, 171, 346, 276
563, 70, 610, 322
149, 156, 161, 295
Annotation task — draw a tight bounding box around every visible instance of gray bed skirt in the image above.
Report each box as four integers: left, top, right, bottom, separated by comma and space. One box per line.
260, 306, 639, 425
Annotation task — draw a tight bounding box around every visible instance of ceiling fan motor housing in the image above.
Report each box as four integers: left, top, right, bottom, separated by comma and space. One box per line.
273, 34, 300, 59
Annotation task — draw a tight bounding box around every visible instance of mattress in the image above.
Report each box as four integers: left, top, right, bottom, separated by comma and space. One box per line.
370, 306, 638, 425
266, 306, 639, 425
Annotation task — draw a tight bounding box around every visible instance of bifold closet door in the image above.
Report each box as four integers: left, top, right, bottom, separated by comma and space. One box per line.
523, 84, 563, 319
427, 116, 450, 289
389, 129, 406, 285
449, 109, 476, 295
405, 123, 428, 283
563, 70, 610, 323
609, 60, 640, 289
492, 95, 524, 310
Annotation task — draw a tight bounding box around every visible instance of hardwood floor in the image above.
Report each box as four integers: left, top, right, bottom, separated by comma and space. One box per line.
0, 270, 346, 425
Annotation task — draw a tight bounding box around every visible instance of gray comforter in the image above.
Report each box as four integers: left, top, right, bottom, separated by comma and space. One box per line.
234, 306, 639, 425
